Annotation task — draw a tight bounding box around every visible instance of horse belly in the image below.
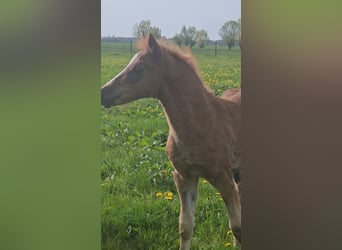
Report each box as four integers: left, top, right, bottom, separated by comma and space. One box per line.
170, 149, 229, 179
166, 137, 235, 178
169, 154, 204, 177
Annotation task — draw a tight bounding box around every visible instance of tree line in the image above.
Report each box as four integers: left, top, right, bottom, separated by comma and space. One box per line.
102, 19, 241, 50
133, 20, 241, 50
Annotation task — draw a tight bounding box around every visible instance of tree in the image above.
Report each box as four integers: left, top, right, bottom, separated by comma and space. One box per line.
101, 35, 118, 42
237, 18, 241, 49
181, 26, 197, 47
133, 20, 161, 39
150, 26, 162, 39
195, 29, 209, 48
219, 20, 239, 50
172, 34, 183, 46
172, 26, 197, 48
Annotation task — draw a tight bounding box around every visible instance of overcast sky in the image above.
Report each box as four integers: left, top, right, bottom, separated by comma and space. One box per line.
101, 0, 241, 40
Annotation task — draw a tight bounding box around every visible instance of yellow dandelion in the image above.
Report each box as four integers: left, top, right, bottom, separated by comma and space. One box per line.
224, 242, 232, 247
215, 192, 224, 201
164, 191, 173, 201
155, 192, 163, 198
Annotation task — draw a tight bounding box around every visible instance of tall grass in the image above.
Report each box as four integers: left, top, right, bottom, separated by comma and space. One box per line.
101, 42, 240, 250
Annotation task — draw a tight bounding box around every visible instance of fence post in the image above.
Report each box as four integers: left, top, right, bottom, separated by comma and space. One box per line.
130, 40, 133, 55
215, 42, 217, 56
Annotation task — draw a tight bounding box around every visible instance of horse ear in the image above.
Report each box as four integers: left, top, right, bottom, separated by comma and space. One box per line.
148, 33, 159, 54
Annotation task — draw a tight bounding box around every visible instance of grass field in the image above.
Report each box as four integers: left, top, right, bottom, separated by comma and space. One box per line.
101, 42, 241, 250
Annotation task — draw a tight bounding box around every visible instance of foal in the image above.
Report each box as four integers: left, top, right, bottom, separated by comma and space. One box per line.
101, 34, 241, 249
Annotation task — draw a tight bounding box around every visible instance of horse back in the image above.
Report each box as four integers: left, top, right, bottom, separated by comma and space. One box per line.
220, 88, 241, 104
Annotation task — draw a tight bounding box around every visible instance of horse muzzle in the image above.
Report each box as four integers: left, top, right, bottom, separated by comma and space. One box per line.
101, 82, 122, 108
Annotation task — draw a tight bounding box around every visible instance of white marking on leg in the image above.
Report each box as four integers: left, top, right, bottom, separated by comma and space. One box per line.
174, 171, 198, 250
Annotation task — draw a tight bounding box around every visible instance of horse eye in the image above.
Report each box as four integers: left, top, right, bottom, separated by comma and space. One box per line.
127, 65, 143, 85
134, 65, 144, 73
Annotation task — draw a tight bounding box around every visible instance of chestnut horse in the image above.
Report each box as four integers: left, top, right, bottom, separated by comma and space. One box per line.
101, 34, 241, 249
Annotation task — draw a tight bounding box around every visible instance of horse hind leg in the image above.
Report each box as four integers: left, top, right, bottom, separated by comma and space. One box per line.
232, 168, 241, 201
211, 173, 241, 244
173, 171, 199, 250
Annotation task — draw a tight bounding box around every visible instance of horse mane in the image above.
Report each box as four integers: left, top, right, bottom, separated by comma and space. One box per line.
137, 36, 200, 73
137, 36, 214, 95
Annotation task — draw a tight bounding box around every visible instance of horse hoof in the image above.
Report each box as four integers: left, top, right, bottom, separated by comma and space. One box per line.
232, 227, 241, 244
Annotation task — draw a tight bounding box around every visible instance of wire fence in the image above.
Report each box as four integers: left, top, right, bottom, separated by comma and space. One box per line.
101, 41, 240, 57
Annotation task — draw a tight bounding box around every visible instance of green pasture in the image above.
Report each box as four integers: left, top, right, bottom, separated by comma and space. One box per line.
101, 42, 241, 250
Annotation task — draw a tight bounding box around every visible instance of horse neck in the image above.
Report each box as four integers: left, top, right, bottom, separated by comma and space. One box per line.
157, 62, 216, 143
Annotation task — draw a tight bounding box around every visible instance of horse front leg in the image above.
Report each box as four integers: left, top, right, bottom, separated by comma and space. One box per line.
173, 170, 199, 250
